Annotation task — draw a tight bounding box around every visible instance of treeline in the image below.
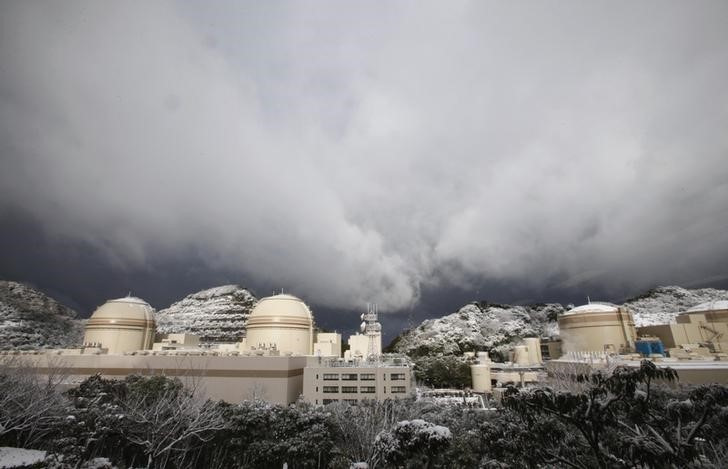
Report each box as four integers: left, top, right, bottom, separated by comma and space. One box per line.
1, 360, 727, 468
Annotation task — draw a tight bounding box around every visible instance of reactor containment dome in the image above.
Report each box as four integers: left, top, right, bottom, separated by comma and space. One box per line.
245, 294, 314, 355
558, 302, 637, 354
83, 297, 156, 354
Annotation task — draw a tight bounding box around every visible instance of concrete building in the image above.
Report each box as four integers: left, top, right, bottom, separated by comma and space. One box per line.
469, 337, 546, 394
314, 332, 342, 357
303, 356, 413, 405
558, 303, 636, 354
4, 349, 307, 405
243, 294, 315, 355
637, 300, 728, 353
83, 297, 156, 354
152, 333, 200, 351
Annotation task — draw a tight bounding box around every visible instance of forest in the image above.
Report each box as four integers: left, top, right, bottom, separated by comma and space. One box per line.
1, 359, 727, 468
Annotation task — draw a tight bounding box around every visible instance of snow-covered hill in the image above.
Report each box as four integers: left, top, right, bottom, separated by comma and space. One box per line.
155, 285, 257, 343
623, 286, 728, 326
389, 285, 728, 357
0, 280, 84, 349
389, 302, 564, 358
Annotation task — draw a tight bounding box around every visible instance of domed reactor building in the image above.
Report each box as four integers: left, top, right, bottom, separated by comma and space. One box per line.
83, 297, 156, 354
244, 294, 314, 355
558, 303, 636, 355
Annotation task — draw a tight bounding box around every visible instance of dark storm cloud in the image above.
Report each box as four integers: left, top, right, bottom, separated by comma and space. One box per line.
1, 0, 728, 313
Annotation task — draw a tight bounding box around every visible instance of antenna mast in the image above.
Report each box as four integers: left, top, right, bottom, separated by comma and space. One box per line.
362, 303, 382, 359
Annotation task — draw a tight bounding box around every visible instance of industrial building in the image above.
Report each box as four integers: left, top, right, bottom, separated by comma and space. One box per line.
557, 303, 636, 355
303, 356, 413, 405
83, 297, 156, 354
302, 304, 414, 404
241, 293, 315, 355
4, 292, 414, 405
549, 300, 728, 385
637, 300, 728, 355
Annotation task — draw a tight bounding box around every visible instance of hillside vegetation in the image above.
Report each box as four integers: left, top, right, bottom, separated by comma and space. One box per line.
0, 281, 83, 349
155, 285, 257, 343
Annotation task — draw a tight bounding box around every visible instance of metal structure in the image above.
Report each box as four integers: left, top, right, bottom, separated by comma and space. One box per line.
360, 303, 382, 358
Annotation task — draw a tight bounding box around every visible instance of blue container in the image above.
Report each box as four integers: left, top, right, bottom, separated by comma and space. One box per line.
635, 339, 664, 356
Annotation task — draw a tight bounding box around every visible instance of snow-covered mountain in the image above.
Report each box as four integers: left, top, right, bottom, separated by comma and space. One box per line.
388, 285, 728, 357
155, 285, 257, 343
623, 285, 728, 326
0, 280, 84, 349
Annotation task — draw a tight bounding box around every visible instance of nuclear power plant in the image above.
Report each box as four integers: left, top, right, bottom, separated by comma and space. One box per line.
545, 299, 728, 386
3, 291, 728, 406
3, 293, 413, 405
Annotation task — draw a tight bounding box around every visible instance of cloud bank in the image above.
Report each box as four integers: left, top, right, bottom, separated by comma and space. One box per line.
1, 0, 727, 310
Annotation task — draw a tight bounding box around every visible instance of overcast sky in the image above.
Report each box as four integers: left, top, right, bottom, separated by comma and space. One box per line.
1, 1, 728, 339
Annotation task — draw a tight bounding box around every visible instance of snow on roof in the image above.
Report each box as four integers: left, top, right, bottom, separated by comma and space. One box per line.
563, 303, 618, 315
264, 293, 303, 302
109, 296, 152, 306
686, 300, 728, 313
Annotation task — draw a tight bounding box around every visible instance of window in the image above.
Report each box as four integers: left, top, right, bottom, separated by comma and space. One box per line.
390, 373, 406, 381
360, 386, 376, 394
342, 386, 358, 393
343, 399, 358, 405
391, 386, 407, 394
341, 373, 358, 381
323, 386, 339, 393
322, 399, 338, 404
323, 373, 339, 381
360, 373, 375, 381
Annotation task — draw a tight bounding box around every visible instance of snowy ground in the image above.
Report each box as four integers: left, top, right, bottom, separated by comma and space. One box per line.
0, 447, 46, 468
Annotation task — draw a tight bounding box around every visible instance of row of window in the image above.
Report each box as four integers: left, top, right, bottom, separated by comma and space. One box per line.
320, 386, 407, 394
320, 373, 406, 381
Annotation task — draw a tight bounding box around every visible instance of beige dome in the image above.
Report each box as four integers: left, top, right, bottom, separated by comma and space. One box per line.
245, 294, 313, 355
88, 297, 156, 321
84, 297, 156, 354
558, 303, 636, 354
248, 294, 313, 321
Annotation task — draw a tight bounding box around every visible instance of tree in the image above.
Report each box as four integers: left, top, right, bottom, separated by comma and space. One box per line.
413, 355, 472, 389
501, 360, 728, 468
372, 419, 452, 468
0, 356, 66, 448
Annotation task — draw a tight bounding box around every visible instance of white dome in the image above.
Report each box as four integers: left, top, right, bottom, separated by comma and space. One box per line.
563, 303, 618, 316
686, 300, 728, 313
